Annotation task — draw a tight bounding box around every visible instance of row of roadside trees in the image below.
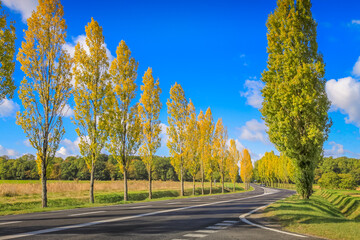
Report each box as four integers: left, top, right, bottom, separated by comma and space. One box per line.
0, 0, 254, 208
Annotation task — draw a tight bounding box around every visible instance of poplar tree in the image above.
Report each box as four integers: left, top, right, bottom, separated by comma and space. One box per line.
17, 0, 72, 208
202, 107, 216, 194
107, 40, 141, 202
240, 149, 253, 190
0, 1, 16, 101
213, 118, 228, 193
228, 139, 240, 192
261, 0, 331, 199
73, 18, 111, 203
139, 67, 162, 199
167, 82, 188, 196
184, 99, 200, 195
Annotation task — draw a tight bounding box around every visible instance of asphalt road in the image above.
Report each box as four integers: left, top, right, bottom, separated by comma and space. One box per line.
0, 184, 318, 240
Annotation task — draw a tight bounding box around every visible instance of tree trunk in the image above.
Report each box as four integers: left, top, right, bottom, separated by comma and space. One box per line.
192, 176, 195, 196
124, 168, 128, 201
221, 173, 224, 194
201, 166, 204, 195
233, 182, 235, 192
210, 176, 213, 194
180, 164, 184, 197
90, 161, 95, 203
149, 168, 152, 199
41, 158, 47, 208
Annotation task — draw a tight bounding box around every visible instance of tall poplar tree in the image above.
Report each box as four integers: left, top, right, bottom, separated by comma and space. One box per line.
73, 18, 111, 204
17, 0, 72, 208
184, 99, 200, 195
213, 118, 228, 193
139, 67, 162, 199
107, 40, 141, 202
240, 148, 253, 190
261, 0, 331, 199
202, 107, 215, 194
228, 139, 240, 192
0, 0, 16, 102
167, 82, 188, 196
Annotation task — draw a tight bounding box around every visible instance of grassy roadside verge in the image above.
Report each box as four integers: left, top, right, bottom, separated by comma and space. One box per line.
263, 190, 360, 240
0, 183, 252, 216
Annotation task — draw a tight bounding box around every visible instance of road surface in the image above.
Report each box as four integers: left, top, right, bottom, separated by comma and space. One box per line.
0, 184, 318, 240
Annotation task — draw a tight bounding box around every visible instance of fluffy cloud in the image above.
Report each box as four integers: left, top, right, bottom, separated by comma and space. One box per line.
240, 79, 264, 109
55, 137, 81, 158
2, 0, 38, 22
60, 104, 74, 117
352, 57, 360, 76
352, 20, 360, 25
63, 35, 114, 62
159, 123, 168, 145
239, 119, 267, 143
324, 141, 360, 158
0, 99, 20, 118
0, 145, 20, 158
326, 77, 360, 126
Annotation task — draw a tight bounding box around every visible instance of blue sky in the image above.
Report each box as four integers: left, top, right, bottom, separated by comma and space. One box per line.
0, 0, 359, 160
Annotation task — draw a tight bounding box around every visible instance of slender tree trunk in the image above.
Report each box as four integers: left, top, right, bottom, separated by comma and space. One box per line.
192, 176, 195, 196
180, 164, 184, 197
41, 158, 47, 208
201, 165, 204, 195
90, 160, 95, 203
210, 176, 213, 194
233, 182, 235, 192
149, 168, 152, 199
124, 168, 128, 201
221, 173, 224, 194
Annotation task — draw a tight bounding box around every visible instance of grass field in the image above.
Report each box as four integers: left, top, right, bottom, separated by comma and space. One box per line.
264, 189, 360, 240
0, 180, 249, 216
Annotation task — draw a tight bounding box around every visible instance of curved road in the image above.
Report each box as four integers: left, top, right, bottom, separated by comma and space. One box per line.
0, 185, 318, 240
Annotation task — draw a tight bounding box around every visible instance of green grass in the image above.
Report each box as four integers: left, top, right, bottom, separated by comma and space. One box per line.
0, 184, 251, 216
264, 190, 360, 240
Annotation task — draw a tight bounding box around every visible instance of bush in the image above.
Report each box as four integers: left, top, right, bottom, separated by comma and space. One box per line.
338, 174, 357, 190
319, 172, 341, 189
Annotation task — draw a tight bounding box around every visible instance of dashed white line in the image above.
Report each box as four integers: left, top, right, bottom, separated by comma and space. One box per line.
69, 211, 106, 217
130, 205, 151, 209
167, 202, 181, 205
222, 220, 238, 224
196, 230, 218, 233
215, 222, 233, 226
0, 221, 22, 226
206, 226, 227, 230
183, 233, 207, 238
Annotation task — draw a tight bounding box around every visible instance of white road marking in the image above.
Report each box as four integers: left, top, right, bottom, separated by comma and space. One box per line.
0, 189, 278, 240
69, 211, 106, 217
130, 205, 151, 209
239, 192, 307, 238
206, 226, 227, 230
167, 202, 181, 205
215, 223, 233, 226
222, 220, 238, 223
196, 230, 218, 233
183, 233, 207, 238
0, 221, 22, 226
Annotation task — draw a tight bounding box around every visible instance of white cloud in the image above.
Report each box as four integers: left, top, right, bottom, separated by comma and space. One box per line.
352, 57, 360, 76
326, 77, 360, 126
63, 35, 114, 62
239, 119, 267, 143
324, 141, 360, 158
352, 20, 360, 25
160, 123, 168, 145
55, 137, 81, 158
2, 0, 38, 22
0, 144, 20, 158
23, 139, 32, 147
61, 104, 74, 117
240, 79, 264, 109
0, 99, 20, 118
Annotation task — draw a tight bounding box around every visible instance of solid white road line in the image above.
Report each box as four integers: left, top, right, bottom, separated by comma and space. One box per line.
0, 222, 22, 226
167, 202, 181, 205
69, 211, 106, 217
196, 230, 218, 233
130, 205, 151, 209
0, 189, 277, 240
183, 233, 207, 238
239, 203, 307, 238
